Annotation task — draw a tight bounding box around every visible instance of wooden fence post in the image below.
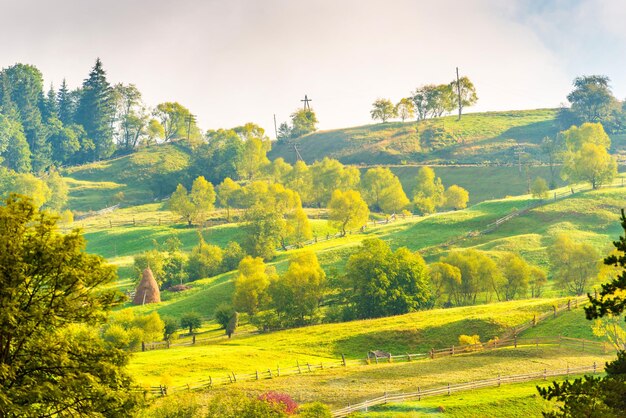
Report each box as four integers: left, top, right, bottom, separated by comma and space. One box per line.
141, 341, 145, 352
277, 365, 280, 377
430, 348, 434, 359
256, 370, 259, 380
568, 299, 571, 311
109, 219, 112, 228
593, 362, 597, 374
544, 369, 547, 380
192, 335, 196, 345
447, 383, 451, 395
451, 345, 455, 355
514, 335, 517, 348
297, 361, 302, 374
268, 369, 273, 379
418, 386, 421, 401
553, 305, 557, 318
407, 353, 411, 362
341, 354, 346, 367
307, 362, 312, 372
133, 217, 136, 226
231, 371, 236, 383
498, 374, 501, 386
209, 376, 212, 387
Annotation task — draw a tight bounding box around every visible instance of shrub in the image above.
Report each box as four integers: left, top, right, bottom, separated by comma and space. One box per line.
204, 392, 288, 417
180, 312, 202, 335
458, 334, 481, 350
186, 240, 223, 281
214, 303, 235, 329
258, 391, 298, 415
297, 402, 331, 417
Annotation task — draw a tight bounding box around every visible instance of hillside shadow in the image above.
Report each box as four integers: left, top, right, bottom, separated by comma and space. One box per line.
333, 318, 507, 357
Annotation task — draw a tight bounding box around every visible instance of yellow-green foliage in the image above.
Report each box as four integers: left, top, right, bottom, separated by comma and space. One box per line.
458, 334, 481, 347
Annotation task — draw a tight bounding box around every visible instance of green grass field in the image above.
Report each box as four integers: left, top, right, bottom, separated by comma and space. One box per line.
270, 109, 561, 165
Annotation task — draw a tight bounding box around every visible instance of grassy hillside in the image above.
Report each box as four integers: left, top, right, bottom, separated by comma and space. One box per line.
127, 297, 593, 386
270, 109, 561, 165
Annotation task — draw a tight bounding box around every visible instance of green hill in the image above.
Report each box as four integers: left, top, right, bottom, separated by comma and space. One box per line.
270, 109, 561, 165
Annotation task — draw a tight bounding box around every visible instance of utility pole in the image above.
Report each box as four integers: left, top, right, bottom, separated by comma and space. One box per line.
185, 114, 196, 141
456, 67, 462, 121
273, 114, 279, 140
301, 94, 312, 111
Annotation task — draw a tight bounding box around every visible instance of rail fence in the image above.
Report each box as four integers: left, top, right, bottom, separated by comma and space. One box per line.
332, 363, 601, 417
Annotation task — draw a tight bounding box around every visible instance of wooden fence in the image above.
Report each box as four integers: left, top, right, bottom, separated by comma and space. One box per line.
332, 363, 601, 417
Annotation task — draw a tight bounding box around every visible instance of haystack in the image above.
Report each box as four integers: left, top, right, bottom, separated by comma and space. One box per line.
133, 267, 161, 305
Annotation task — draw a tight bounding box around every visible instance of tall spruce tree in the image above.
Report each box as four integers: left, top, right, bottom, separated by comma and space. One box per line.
75, 58, 115, 161
56, 79, 74, 125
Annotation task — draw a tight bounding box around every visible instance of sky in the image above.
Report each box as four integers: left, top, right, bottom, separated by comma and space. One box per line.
1, 0, 625, 135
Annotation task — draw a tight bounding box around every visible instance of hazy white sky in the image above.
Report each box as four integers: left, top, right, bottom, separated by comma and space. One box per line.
1, 0, 625, 134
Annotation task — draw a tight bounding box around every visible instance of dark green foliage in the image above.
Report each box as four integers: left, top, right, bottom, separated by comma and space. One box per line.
226, 311, 239, 338
346, 238, 431, 319
180, 312, 202, 334
566, 75, 617, 126
162, 316, 179, 341
74, 58, 115, 161
0, 195, 138, 416
214, 303, 235, 330
192, 129, 244, 184
222, 241, 245, 271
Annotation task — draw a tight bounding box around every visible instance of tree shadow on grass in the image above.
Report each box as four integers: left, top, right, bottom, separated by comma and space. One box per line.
332, 318, 508, 358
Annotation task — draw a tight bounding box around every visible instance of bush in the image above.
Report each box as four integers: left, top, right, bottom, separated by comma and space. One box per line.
186, 240, 223, 281
258, 392, 298, 415
214, 303, 235, 329
458, 334, 482, 351
297, 402, 331, 417
180, 312, 202, 335
223, 241, 245, 271
204, 392, 288, 417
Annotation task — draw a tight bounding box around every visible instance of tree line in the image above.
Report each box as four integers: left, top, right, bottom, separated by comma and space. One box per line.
370, 75, 478, 123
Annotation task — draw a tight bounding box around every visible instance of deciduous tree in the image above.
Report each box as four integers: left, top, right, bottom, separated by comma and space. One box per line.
443, 184, 469, 210
361, 167, 409, 213
549, 234, 599, 295
370, 98, 397, 123
395, 98, 415, 122
413, 166, 445, 214
0, 195, 138, 416
233, 256, 273, 315
328, 189, 369, 236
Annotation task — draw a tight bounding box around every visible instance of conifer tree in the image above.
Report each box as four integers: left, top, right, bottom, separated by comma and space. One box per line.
56, 79, 74, 125
75, 58, 115, 161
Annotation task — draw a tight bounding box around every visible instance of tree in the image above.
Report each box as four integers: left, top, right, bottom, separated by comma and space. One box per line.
370, 98, 397, 123
538, 211, 626, 416
217, 177, 242, 221
286, 160, 313, 205
168, 177, 216, 226
426, 84, 456, 118
412, 86, 433, 120
269, 251, 326, 326
549, 234, 599, 296
346, 238, 431, 318
395, 98, 415, 122
10, 173, 51, 209
361, 167, 409, 213
328, 189, 369, 236
560, 123, 616, 189
186, 238, 223, 281
441, 249, 498, 305
153, 102, 198, 141
563, 142, 617, 189
443, 185, 469, 210
145, 119, 165, 145
180, 312, 202, 335
74, 58, 115, 161
428, 262, 462, 307
531, 177, 549, 199
238, 135, 270, 180
168, 184, 195, 226
289, 109, 318, 138
267, 157, 292, 184
214, 303, 235, 330
226, 312, 239, 338
233, 256, 272, 316
496, 252, 531, 301
309, 157, 360, 207
1, 115, 32, 173
112, 83, 148, 151
566, 75, 617, 124
452, 76, 478, 120
56, 79, 75, 125
0, 195, 138, 416
133, 249, 167, 287
541, 135, 565, 189
413, 166, 445, 215
190, 175, 216, 223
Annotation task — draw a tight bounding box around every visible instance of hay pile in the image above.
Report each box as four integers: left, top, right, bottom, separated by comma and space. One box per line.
133, 267, 161, 305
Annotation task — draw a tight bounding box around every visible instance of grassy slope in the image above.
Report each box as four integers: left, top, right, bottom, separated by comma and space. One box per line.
270, 109, 561, 165
127, 297, 595, 386
63, 143, 190, 212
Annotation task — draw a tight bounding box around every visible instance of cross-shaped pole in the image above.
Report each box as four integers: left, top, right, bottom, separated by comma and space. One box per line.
301, 94, 312, 110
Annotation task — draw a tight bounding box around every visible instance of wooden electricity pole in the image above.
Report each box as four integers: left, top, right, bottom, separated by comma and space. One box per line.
456, 67, 462, 121
273, 114, 278, 140
185, 114, 196, 141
